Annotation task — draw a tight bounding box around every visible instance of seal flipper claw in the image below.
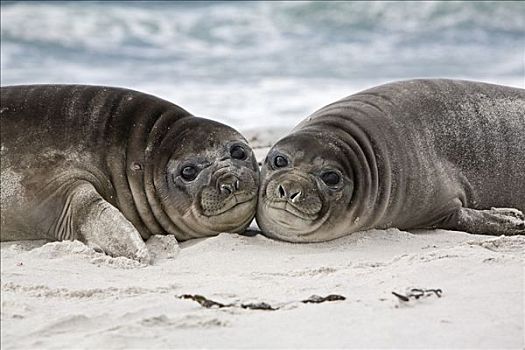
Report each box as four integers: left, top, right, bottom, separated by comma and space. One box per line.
489, 207, 525, 221
71, 182, 151, 264
440, 206, 525, 236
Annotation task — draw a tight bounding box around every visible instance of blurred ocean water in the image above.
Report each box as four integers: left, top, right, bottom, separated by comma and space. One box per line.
1, 1, 524, 129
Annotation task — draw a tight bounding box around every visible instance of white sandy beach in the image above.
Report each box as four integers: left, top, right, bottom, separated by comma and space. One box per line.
1, 228, 524, 349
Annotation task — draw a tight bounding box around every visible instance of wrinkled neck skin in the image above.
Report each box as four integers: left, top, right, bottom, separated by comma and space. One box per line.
257, 106, 395, 242
106, 106, 187, 240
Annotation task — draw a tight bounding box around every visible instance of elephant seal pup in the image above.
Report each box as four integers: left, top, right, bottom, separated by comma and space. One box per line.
1, 85, 259, 262
257, 79, 525, 242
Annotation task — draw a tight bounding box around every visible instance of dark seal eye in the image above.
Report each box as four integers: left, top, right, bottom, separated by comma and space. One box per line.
181, 166, 198, 181
321, 171, 341, 186
230, 145, 247, 160
273, 155, 288, 168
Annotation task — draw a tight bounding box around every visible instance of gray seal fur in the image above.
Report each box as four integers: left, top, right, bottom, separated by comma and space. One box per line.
1, 85, 259, 261
257, 79, 524, 242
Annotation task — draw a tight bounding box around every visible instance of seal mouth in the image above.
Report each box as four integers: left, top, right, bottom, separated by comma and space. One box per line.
266, 199, 319, 221
257, 203, 327, 242
202, 191, 257, 217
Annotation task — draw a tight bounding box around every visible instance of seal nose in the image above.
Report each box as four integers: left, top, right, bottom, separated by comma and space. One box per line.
277, 182, 302, 203
219, 176, 240, 196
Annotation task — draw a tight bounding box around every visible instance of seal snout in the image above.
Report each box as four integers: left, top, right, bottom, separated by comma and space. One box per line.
276, 180, 303, 203
218, 174, 240, 196
199, 165, 258, 217
264, 174, 323, 221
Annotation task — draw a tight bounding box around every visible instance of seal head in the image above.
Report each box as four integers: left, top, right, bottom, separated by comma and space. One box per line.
257, 131, 356, 242
149, 117, 259, 240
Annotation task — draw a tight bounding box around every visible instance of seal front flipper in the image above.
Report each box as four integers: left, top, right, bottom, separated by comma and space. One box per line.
68, 182, 151, 263
438, 206, 525, 236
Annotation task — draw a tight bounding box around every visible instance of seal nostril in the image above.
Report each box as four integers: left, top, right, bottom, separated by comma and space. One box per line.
220, 184, 233, 195
290, 191, 301, 202
234, 179, 240, 191
278, 185, 286, 198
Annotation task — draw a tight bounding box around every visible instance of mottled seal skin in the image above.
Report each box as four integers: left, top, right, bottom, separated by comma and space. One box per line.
257, 79, 525, 242
1, 85, 259, 262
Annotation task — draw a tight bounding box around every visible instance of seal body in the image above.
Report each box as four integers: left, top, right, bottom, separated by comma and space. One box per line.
257, 79, 525, 242
1, 85, 259, 261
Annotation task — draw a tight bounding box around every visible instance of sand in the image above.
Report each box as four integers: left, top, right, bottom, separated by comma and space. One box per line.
1, 229, 524, 349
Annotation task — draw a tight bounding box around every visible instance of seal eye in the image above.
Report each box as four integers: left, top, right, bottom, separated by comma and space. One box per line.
321, 171, 340, 187
274, 155, 288, 168
181, 166, 198, 181
230, 145, 247, 160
